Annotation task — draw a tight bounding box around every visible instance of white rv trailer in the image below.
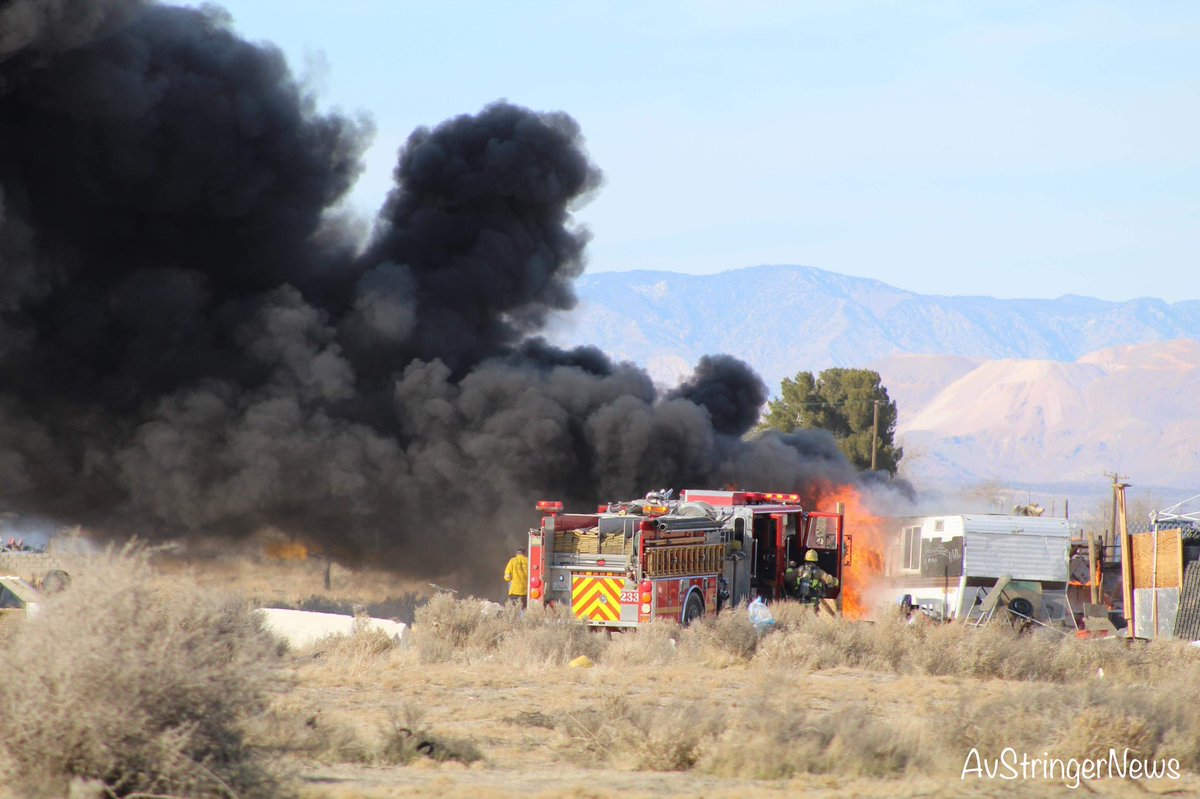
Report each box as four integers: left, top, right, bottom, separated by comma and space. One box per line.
884, 514, 1076, 622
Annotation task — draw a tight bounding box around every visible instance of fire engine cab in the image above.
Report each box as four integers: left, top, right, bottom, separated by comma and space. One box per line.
527, 489, 848, 627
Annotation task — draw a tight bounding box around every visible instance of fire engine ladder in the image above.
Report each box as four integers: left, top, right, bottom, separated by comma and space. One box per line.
644, 543, 724, 577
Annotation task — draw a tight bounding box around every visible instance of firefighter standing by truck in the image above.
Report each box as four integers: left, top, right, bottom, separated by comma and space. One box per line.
785, 550, 839, 610
503, 547, 529, 608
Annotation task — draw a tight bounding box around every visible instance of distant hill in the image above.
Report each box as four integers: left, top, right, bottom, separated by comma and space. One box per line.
886, 340, 1200, 493
546, 265, 1200, 497
546, 265, 1200, 390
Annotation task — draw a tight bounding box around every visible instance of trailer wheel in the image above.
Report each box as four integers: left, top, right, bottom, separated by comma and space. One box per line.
1008, 597, 1034, 618
683, 592, 704, 626
42, 570, 71, 594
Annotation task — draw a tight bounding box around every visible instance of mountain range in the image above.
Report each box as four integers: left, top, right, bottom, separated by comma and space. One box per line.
546, 265, 1200, 391
546, 265, 1200, 497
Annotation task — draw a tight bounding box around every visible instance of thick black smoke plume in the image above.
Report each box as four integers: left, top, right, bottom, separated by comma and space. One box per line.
0, 0, 885, 588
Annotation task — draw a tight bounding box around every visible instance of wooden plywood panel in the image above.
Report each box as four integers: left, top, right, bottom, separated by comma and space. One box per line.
1130, 529, 1183, 589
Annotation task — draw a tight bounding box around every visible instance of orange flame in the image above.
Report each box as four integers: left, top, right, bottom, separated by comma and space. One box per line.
263, 540, 312, 561
804, 480, 888, 620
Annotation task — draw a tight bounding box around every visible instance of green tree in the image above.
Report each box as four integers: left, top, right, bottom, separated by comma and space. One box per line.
759, 368, 902, 474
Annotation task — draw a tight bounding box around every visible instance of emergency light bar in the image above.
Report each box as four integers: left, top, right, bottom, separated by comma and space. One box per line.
535, 500, 563, 513
744, 492, 801, 504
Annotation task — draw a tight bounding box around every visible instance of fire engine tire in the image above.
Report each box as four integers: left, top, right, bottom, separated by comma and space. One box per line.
682, 592, 704, 626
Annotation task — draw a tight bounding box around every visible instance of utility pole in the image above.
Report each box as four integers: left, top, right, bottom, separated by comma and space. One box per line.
870, 399, 880, 471
1104, 471, 1126, 550
1115, 478, 1133, 636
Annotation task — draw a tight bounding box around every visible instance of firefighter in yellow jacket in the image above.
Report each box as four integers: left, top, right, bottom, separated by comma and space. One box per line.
789, 549, 839, 612
504, 547, 529, 608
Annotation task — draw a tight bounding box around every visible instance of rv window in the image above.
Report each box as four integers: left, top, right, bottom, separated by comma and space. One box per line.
902, 526, 922, 571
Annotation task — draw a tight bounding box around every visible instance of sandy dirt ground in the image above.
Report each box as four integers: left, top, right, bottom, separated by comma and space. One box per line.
280, 658, 1198, 798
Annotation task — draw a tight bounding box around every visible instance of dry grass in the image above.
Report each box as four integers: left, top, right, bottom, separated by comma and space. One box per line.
411, 594, 602, 666
376, 704, 483, 767
293, 620, 406, 687
0, 609, 19, 643
10, 553, 1199, 798
699, 688, 935, 780
253, 700, 377, 766
149, 541, 430, 617
257, 620, 488, 770
560, 695, 722, 772
756, 606, 1200, 684
338, 596, 1200, 787
937, 675, 1200, 774
604, 621, 679, 666
374, 594, 1200, 690
0, 545, 282, 798
678, 608, 761, 666
252, 697, 482, 770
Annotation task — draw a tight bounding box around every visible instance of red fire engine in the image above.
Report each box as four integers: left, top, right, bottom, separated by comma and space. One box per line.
527, 489, 848, 626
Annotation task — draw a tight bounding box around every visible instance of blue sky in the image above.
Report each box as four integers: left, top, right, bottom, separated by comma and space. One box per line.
208, 1, 1199, 302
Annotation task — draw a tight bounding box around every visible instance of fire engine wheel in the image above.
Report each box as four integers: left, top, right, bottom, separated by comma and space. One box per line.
682, 592, 704, 627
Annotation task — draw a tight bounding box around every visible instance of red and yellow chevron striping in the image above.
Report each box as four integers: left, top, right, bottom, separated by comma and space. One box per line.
572, 575, 622, 622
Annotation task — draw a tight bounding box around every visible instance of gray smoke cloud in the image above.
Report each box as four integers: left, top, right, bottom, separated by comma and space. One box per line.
0, 0, 902, 589
0, 0, 137, 60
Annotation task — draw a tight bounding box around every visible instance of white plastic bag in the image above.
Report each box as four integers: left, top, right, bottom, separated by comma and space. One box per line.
748, 596, 775, 633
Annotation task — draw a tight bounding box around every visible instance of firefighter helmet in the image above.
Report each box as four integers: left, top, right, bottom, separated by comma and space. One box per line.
804, 550, 819, 563
787, 560, 797, 569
